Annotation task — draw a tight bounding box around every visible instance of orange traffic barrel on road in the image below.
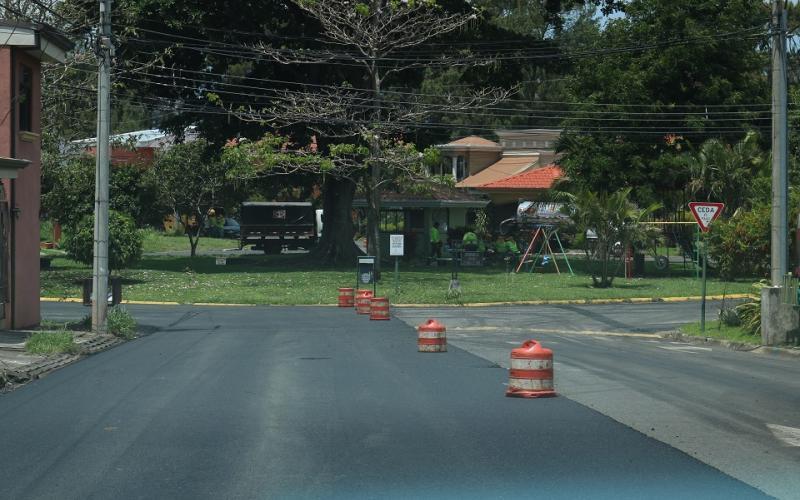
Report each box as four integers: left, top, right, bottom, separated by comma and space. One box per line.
338, 287, 355, 308
417, 319, 447, 352
355, 290, 374, 315
505, 340, 556, 398
370, 297, 390, 320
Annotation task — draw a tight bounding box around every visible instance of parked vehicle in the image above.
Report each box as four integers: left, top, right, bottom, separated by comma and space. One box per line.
239, 202, 318, 254
222, 218, 240, 238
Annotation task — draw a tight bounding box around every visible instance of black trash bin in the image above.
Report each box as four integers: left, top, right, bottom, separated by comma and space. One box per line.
82, 277, 122, 306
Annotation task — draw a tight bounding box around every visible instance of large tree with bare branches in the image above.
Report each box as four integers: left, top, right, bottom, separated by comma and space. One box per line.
222, 0, 509, 271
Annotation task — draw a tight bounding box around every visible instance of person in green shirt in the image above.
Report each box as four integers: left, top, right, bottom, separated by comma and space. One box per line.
494, 235, 507, 254
505, 236, 521, 255
430, 222, 442, 258
462, 229, 479, 251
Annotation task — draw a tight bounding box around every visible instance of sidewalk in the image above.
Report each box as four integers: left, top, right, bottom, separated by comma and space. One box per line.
0, 329, 123, 391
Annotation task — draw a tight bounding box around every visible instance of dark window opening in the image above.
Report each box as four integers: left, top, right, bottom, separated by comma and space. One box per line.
456, 156, 466, 181
19, 65, 33, 132
379, 210, 405, 232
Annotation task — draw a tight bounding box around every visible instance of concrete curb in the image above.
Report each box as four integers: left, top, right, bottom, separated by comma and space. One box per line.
41, 293, 754, 308
394, 294, 754, 308
662, 331, 800, 359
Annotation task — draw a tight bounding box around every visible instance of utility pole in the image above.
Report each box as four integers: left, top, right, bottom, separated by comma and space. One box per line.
92, 0, 112, 333
771, 0, 788, 285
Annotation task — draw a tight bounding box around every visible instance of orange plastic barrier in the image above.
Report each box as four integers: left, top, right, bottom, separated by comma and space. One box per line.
355, 290, 374, 315
369, 297, 390, 320
417, 319, 447, 352
505, 340, 556, 398
338, 287, 354, 308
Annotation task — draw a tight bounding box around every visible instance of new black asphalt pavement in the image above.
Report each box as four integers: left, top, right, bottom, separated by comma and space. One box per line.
1, 304, 766, 499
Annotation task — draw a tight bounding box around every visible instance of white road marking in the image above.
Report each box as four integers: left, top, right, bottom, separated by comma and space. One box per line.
657, 346, 712, 353
657, 347, 698, 354
450, 326, 657, 338
767, 424, 800, 447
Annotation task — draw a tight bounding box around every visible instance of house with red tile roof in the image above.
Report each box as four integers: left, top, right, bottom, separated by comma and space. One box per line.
435, 129, 564, 223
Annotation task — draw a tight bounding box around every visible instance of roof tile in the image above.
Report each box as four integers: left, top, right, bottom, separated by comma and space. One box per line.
480, 165, 563, 190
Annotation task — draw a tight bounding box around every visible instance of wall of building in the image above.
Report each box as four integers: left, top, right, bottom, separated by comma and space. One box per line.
0, 47, 13, 327
0, 48, 42, 328
0, 48, 10, 155
466, 151, 501, 176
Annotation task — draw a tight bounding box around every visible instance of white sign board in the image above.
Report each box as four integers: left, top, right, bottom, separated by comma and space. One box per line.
688, 202, 725, 232
389, 234, 404, 256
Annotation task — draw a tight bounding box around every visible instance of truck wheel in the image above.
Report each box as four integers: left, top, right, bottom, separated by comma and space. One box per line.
655, 255, 669, 271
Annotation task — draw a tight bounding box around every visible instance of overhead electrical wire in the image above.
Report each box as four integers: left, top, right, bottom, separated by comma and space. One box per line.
59, 61, 774, 112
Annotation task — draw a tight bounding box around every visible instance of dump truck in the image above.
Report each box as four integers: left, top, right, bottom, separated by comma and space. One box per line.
239, 201, 318, 254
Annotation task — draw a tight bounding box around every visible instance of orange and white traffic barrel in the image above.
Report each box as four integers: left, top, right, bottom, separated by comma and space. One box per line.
355, 290, 374, 315
338, 287, 355, 308
505, 340, 556, 398
417, 319, 446, 352
370, 297, 390, 320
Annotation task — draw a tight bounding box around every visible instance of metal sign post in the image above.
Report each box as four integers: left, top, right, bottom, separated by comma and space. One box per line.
389, 235, 404, 296
688, 202, 725, 335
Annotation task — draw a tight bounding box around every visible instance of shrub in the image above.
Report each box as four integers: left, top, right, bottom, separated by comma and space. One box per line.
107, 306, 137, 339
718, 307, 741, 327
735, 281, 768, 336
707, 206, 770, 280
40, 219, 54, 242
26, 331, 77, 355
64, 210, 143, 270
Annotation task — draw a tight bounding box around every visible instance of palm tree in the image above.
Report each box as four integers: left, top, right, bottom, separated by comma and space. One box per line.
687, 131, 765, 212
562, 188, 660, 288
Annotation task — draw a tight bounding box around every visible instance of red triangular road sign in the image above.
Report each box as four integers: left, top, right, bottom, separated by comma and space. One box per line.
688, 202, 725, 232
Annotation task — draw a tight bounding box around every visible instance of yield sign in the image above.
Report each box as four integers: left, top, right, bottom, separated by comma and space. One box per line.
688, 202, 725, 232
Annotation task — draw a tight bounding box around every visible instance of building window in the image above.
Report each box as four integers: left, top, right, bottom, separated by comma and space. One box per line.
380, 210, 405, 232
18, 65, 33, 132
456, 156, 466, 181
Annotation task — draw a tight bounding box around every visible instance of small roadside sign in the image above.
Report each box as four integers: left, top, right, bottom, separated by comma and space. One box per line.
688, 202, 725, 232
389, 234, 404, 257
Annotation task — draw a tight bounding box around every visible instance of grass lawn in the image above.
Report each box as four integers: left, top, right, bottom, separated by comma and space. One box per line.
680, 320, 760, 344
141, 229, 238, 253
41, 253, 757, 305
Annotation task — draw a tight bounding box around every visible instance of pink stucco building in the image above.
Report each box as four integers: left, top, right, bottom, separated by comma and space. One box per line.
0, 21, 72, 329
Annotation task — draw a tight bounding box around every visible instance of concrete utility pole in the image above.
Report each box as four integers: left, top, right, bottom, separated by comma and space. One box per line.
92, 0, 112, 333
771, 0, 788, 285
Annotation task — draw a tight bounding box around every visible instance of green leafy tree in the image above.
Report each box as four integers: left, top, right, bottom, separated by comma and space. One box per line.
148, 140, 229, 257
64, 210, 143, 270
223, 134, 440, 263
561, 187, 660, 288
707, 204, 771, 280
41, 155, 164, 229
687, 131, 767, 213
558, 0, 769, 208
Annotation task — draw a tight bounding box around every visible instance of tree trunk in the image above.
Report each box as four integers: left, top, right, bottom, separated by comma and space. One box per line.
366, 175, 382, 276
312, 176, 360, 265
188, 229, 199, 257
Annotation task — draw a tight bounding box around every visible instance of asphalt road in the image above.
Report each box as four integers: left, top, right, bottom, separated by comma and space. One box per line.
393, 302, 800, 500
0, 303, 768, 499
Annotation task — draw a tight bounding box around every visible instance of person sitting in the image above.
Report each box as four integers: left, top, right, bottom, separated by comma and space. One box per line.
462, 229, 479, 251
493, 235, 507, 254
505, 236, 521, 256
